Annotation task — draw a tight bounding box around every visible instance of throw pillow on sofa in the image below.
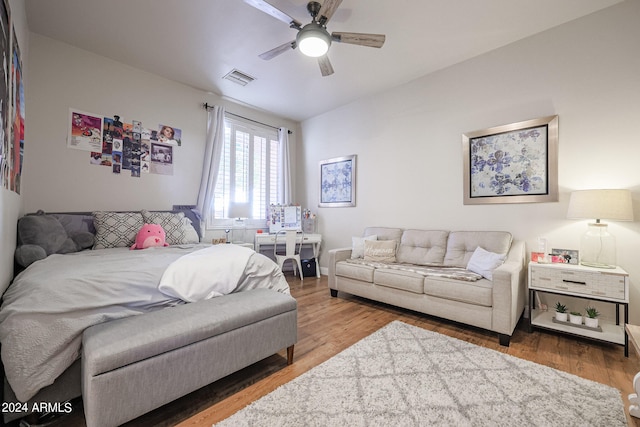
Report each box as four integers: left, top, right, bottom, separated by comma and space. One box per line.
364, 239, 397, 263
466, 246, 506, 280
351, 235, 377, 259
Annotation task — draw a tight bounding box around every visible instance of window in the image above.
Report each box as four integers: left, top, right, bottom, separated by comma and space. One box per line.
208, 116, 280, 228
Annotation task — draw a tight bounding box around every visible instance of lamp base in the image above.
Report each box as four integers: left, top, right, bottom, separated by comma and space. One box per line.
580, 260, 616, 269
579, 222, 617, 269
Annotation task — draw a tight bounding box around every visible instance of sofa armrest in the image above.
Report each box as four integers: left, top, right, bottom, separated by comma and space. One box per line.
491, 240, 526, 336
328, 247, 352, 289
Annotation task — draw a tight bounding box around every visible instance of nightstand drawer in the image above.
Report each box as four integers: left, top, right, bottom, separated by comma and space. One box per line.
530, 265, 626, 300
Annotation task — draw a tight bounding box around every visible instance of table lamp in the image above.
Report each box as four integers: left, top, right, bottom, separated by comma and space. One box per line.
566, 189, 633, 268
228, 202, 251, 243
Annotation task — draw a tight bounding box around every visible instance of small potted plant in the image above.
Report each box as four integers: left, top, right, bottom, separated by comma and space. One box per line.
555, 302, 568, 322
569, 311, 583, 325
584, 306, 600, 328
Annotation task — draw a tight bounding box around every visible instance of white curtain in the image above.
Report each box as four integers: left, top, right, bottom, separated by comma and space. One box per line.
196, 105, 226, 220
278, 127, 292, 205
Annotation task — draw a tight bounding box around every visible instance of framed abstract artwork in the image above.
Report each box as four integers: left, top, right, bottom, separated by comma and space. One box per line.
319, 154, 356, 207
462, 115, 558, 205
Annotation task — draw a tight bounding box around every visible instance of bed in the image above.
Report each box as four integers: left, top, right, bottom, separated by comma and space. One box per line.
0, 209, 297, 426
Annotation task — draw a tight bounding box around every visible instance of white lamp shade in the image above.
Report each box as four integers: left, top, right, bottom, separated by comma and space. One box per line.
228, 202, 251, 219
567, 189, 633, 222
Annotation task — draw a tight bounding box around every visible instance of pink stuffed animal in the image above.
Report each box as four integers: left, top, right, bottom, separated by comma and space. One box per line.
130, 224, 169, 250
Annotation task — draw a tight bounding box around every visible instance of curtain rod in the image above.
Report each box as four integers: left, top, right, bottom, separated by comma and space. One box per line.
203, 103, 292, 134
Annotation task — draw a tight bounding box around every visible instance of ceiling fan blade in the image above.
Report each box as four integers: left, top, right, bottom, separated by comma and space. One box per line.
259, 40, 296, 60
318, 55, 334, 77
243, 0, 302, 28
318, 0, 342, 25
332, 32, 386, 48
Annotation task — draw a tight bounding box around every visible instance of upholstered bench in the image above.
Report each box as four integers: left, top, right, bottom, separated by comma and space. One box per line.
82, 288, 297, 427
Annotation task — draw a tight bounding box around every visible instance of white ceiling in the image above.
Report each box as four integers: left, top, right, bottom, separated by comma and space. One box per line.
25, 0, 622, 122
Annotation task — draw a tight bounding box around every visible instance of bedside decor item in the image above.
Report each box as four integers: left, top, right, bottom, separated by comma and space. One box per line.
319, 155, 356, 207
567, 189, 633, 268
555, 302, 568, 322
569, 311, 583, 325
228, 202, 251, 243
585, 306, 600, 328
462, 115, 558, 205
550, 248, 579, 264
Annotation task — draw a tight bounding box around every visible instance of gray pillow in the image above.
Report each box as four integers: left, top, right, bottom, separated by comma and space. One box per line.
15, 212, 94, 267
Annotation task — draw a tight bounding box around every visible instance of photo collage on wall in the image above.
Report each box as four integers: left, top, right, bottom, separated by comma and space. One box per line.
67, 108, 182, 177
0, 0, 25, 194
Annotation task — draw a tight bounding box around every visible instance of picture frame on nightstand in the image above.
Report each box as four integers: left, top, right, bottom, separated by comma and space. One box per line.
550, 248, 579, 265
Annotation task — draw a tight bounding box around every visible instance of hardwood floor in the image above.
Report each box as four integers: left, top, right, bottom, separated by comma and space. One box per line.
178, 275, 640, 427
42, 274, 640, 426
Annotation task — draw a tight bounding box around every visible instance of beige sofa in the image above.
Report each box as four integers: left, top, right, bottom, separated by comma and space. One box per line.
328, 227, 526, 346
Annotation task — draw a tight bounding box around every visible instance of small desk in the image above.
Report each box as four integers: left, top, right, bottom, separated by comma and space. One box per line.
626, 324, 640, 418
254, 233, 322, 278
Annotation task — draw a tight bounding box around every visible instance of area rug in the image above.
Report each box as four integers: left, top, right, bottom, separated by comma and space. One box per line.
214, 321, 627, 426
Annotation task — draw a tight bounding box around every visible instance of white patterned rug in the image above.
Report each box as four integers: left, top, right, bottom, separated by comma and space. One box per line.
215, 321, 627, 426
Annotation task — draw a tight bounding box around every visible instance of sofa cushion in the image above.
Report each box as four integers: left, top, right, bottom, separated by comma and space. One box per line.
443, 231, 512, 268
364, 240, 397, 263
396, 229, 449, 266
424, 276, 493, 307
364, 227, 403, 243
374, 269, 424, 294
335, 260, 375, 283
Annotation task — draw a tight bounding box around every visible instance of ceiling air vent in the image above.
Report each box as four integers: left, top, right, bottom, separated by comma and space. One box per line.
223, 69, 256, 86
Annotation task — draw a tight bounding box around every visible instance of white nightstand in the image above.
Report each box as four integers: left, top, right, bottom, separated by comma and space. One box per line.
528, 262, 629, 356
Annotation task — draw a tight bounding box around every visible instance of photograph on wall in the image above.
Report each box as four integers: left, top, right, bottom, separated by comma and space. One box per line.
140, 135, 150, 173
112, 150, 122, 174
150, 141, 173, 175
0, 0, 9, 189
69, 109, 103, 152
125, 122, 140, 177
157, 124, 181, 146
9, 26, 23, 194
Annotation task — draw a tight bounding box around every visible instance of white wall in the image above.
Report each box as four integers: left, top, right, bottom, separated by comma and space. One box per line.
0, 0, 28, 294
23, 34, 299, 216
300, 1, 640, 323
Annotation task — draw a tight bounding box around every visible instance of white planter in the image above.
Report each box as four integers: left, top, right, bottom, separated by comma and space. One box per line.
569, 314, 583, 325
584, 317, 599, 328
555, 312, 568, 322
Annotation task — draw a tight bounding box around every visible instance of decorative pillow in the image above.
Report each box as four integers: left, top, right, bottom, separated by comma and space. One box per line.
364, 239, 397, 263
141, 210, 186, 245
182, 217, 200, 243
466, 246, 506, 280
15, 212, 94, 267
351, 234, 377, 259
92, 211, 144, 249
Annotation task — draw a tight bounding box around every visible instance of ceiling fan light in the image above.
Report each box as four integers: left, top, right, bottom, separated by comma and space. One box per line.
296, 24, 331, 57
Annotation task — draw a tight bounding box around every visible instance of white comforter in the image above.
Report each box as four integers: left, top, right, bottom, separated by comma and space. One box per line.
0, 244, 289, 402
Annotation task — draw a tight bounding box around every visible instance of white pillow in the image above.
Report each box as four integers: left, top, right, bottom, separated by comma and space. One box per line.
466, 246, 506, 280
364, 239, 397, 263
181, 217, 200, 243
351, 235, 377, 259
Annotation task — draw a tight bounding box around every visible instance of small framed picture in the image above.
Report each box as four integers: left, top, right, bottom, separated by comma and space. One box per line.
550, 248, 579, 265
530, 252, 545, 262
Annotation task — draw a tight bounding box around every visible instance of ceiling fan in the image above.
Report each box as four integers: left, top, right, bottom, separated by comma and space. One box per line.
243, 0, 386, 76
